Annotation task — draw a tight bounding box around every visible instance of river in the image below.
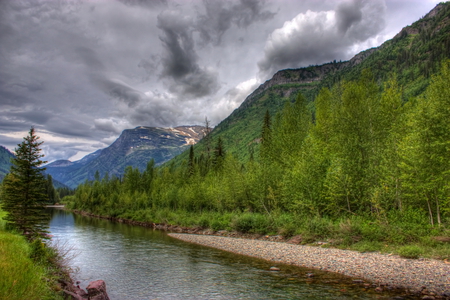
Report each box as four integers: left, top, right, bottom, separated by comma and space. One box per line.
48, 209, 410, 299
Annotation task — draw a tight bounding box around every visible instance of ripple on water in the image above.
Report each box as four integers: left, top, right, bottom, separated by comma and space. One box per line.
48, 209, 418, 300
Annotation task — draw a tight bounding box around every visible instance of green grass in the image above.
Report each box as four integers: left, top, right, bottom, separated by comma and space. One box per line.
396, 245, 424, 259
0, 209, 64, 300
0, 231, 63, 300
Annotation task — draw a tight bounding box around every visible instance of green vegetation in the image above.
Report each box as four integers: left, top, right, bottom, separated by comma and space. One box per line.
0, 209, 65, 300
0, 146, 14, 182
171, 3, 450, 168
0, 129, 68, 298
1, 127, 50, 240
397, 245, 424, 259
66, 62, 450, 259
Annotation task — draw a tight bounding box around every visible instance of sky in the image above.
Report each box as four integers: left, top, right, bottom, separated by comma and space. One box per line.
0, 0, 443, 163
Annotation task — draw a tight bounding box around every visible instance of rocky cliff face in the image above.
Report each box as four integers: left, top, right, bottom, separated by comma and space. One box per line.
45, 125, 205, 188
244, 48, 378, 108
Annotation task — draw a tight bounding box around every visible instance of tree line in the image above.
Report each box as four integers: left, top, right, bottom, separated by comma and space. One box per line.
66, 62, 450, 235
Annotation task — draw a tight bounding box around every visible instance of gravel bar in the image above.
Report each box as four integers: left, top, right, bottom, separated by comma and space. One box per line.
169, 233, 450, 295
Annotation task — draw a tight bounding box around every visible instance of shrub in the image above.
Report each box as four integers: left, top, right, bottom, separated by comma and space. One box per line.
210, 219, 224, 231
397, 245, 424, 259
231, 213, 270, 234
304, 217, 334, 239
198, 215, 210, 228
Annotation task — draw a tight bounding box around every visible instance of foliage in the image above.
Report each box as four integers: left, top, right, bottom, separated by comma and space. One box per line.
0, 231, 64, 300
1, 128, 50, 240
64, 62, 450, 260
397, 245, 424, 259
66, 3, 450, 259
169, 3, 450, 169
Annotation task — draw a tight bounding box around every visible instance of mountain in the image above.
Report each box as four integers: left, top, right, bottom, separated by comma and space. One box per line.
169, 2, 450, 165
45, 125, 205, 188
0, 146, 69, 190
0, 146, 14, 181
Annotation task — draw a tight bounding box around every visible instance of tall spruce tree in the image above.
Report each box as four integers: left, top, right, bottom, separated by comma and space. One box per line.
1, 127, 50, 240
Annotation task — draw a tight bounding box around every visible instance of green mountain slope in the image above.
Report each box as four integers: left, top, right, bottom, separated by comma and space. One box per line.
171, 2, 450, 165
0, 146, 14, 181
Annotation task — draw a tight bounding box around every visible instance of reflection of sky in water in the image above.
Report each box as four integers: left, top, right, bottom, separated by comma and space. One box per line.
48, 209, 406, 300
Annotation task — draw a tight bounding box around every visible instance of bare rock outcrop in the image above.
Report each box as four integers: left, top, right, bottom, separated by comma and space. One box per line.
63, 279, 109, 300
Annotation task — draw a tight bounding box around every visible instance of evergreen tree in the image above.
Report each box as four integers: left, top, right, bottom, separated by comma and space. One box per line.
213, 137, 225, 170
1, 127, 50, 240
188, 145, 195, 177
260, 109, 272, 162
45, 174, 58, 204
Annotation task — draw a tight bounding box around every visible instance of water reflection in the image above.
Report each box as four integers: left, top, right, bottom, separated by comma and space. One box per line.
49, 209, 412, 300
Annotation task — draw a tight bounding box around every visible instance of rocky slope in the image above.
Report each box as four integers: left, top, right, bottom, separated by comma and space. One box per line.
45, 125, 205, 188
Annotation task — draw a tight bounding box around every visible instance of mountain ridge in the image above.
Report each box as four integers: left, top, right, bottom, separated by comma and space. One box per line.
168, 2, 450, 165
45, 125, 206, 188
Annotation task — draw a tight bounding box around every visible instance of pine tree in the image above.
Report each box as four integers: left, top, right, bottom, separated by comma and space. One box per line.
213, 137, 225, 170
187, 145, 195, 177
1, 127, 50, 240
260, 109, 272, 162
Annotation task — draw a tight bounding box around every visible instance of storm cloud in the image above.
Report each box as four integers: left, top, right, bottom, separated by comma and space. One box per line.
258, 0, 387, 77
196, 0, 276, 45
156, 0, 274, 99
0, 0, 440, 162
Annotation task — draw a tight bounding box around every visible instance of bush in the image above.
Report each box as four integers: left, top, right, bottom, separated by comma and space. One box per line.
210, 219, 224, 231
273, 214, 298, 237
198, 215, 210, 228
397, 245, 424, 259
304, 217, 335, 239
231, 213, 270, 234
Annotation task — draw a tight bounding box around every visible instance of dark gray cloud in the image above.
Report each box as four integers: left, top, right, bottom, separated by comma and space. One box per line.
157, 9, 220, 98
97, 78, 145, 108
196, 0, 276, 45
258, 0, 387, 77
336, 0, 363, 34
117, 0, 168, 8
0, 0, 440, 162
156, 0, 275, 99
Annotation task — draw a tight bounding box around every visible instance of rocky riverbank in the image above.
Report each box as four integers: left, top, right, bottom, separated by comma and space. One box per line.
62, 279, 110, 300
169, 233, 450, 299
70, 210, 450, 298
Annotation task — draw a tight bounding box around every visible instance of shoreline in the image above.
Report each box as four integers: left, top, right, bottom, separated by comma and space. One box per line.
169, 233, 450, 298
68, 209, 450, 298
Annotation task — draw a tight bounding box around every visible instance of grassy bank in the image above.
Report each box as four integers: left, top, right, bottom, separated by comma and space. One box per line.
0, 209, 66, 300
65, 201, 450, 260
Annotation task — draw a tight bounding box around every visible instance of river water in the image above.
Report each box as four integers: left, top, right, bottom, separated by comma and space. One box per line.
48, 209, 410, 300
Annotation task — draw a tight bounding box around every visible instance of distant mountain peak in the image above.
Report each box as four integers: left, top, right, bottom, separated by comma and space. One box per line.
45, 125, 205, 188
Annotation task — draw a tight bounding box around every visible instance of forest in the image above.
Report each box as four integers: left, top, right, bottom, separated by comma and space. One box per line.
65, 62, 450, 258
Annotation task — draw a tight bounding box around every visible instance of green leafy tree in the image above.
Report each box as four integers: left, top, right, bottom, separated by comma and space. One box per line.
399, 61, 450, 225
1, 127, 50, 240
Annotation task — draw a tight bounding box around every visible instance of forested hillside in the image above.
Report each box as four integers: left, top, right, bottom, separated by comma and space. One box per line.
65, 3, 450, 258
172, 2, 450, 164
0, 146, 14, 181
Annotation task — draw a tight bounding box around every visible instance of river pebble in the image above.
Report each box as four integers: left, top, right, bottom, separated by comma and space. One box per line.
168, 233, 450, 296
